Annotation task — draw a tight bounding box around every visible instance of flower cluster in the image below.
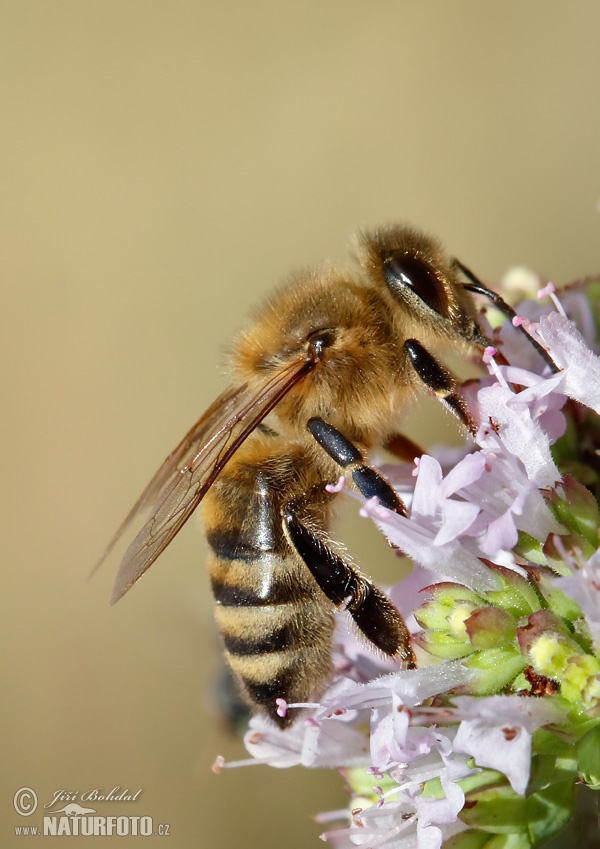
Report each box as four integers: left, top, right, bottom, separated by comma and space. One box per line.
216, 275, 600, 849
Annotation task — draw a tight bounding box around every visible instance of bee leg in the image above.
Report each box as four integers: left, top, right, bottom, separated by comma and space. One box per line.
403, 339, 477, 436
284, 509, 415, 664
383, 432, 424, 462
306, 417, 407, 516
453, 259, 560, 375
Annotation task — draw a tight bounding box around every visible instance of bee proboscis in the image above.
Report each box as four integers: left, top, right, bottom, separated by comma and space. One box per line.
97, 224, 556, 727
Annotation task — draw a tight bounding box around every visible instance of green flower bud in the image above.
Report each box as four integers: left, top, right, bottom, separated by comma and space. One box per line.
414, 583, 489, 658
547, 475, 599, 549
514, 531, 547, 567
517, 610, 600, 706
413, 629, 475, 660
465, 607, 516, 650
460, 648, 526, 695
443, 829, 495, 849
530, 568, 584, 625
561, 655, 600, 707
482, 564, 541, 618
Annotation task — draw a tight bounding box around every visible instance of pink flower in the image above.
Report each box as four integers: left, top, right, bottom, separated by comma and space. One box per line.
452, 695, 566, 794
536, 312, 600, 413
554, 549, 600, 649
220, 282, 600, 849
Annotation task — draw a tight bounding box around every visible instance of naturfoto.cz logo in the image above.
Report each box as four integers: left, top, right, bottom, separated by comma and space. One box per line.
13, 786, 170, 838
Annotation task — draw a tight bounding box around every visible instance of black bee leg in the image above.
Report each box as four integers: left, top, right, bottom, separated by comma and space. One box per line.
284, 509, 415, 665
403, 339, 477, 435
452, 259, 560, 375
306, 417, 407, 516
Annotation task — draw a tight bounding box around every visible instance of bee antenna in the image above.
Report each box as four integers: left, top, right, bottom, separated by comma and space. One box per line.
453, 258, 560, 374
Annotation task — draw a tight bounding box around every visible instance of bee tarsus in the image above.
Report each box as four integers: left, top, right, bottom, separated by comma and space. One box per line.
403, 339, 477, 435
307, 416, 407, 515
283, 511, 415, 665
452, 258, 560, 374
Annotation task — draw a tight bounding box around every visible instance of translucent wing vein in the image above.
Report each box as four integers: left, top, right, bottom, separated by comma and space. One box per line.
107, 356, 313, 603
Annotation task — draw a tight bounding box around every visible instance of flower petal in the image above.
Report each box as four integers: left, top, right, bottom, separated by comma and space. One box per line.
538, 312, 600, 413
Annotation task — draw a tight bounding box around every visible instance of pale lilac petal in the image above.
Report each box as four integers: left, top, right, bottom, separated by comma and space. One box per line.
480, 510, 519, 556
363, 500, 498, 591
418, 822, 467, 849
560, 288, 597, 347
435, 500, 480, 545
316, 678, 392, 716
243, 711, 368, 769
301, 717, 369, 768
501, 367, 563, 394
533, 396, 567, 442
416, 775, 464, 828
433, 730, 474, 783
478, 475, 536, 554
243, 716, 304, 767
370, 696, 411, 767
477, 383, 560, 487
450, 443, 558, 545
538, 312, 600, 412
511, 486, 560, 542
320, 661, 476, 721
554, 549, 600, 647
320, 823, 406, 849
411, 456, 443, 525
384, 662, 476, 708
452, 696, 566, 794
501, 368, 568, 442
440, 453, 488, 497
504, 374, 565, 408
451, 694, 566, 733
454, 719, 531, 795
416, 825, 442, 849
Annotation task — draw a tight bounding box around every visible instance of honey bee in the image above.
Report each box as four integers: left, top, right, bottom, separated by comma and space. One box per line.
98, 224, 557, 727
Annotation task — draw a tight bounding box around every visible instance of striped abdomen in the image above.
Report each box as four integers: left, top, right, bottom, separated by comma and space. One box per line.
202, 445, 335, 727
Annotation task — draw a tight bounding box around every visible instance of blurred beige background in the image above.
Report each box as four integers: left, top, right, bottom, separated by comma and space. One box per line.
2, 2, 599, 847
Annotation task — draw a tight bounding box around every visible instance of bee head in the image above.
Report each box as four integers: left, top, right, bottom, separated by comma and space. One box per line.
355, 224, 487, 352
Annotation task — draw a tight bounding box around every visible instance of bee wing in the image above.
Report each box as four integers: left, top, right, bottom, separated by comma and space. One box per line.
94, 383, 247, 573
107, 356, 314, 604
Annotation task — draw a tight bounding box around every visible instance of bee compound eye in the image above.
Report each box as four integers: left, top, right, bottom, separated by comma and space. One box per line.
383, 252, 448, 317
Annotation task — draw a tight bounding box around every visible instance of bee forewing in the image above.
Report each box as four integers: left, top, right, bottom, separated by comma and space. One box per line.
93, 384, 247, 577
109, 356, 314, 604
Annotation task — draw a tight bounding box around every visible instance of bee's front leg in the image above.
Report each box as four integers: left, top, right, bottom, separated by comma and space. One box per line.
283, 507, 415, 664
306, 417, 408, 516
403, 339, 477, 435
451, 258, 560, 374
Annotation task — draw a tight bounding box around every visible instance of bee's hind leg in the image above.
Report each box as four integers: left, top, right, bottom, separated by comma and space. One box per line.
283, 507, 415, 664
403, 339, 477, 435
306, 417, 408, 516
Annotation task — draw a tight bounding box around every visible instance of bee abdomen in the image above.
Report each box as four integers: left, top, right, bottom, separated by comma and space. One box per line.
206, 527, 287, 566
208, 534, 315, 606
221, 621, 296, 656
224, 619, 333, 727
208, 552, 334, 726
203, 459, 334, 725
